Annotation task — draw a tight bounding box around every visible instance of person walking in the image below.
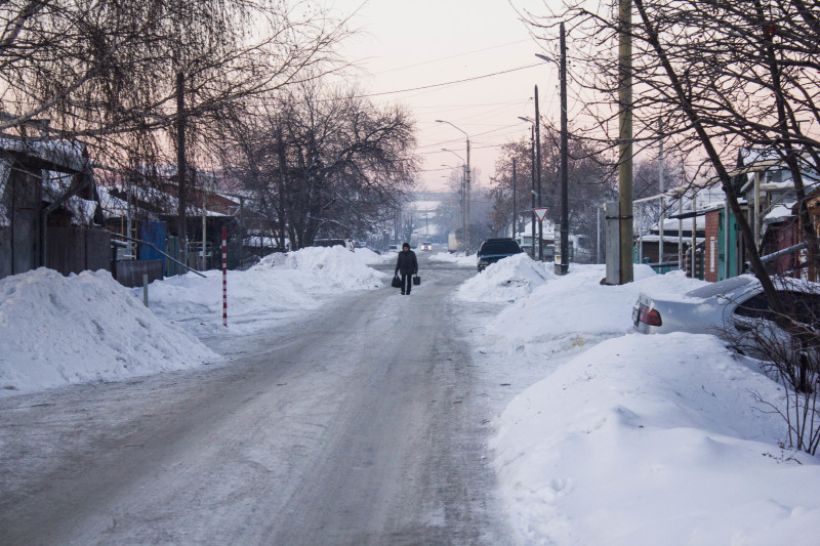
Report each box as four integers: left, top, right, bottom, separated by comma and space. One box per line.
394, 242, 418, 295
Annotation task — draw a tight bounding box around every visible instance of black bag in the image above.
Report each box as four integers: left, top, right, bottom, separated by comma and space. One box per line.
413, 275, 421, 286
391, 274, 402, 288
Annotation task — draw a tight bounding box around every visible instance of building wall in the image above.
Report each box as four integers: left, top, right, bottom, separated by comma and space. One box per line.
0, 166, 42, 280
704, 210, 720, 282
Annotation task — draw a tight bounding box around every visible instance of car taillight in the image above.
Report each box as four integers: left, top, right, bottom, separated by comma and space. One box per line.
639, 305, 662, 327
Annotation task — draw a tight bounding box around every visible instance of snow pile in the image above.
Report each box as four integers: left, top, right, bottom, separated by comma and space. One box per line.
429, 251, 475, 267
490, 264, 705, 345
148, 246, 384, 334
493, 333, 820, 546
258, 246, 385, 289
353, 247, 390, 265
457, 254, 551, 303
0, 268, 217, 396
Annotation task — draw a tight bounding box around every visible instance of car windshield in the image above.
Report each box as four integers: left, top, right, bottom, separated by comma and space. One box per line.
480, 241, 521, 255
685, 276, 756, 298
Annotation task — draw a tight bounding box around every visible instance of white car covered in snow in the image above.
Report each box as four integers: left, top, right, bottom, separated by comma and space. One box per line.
633, 275, 820, 345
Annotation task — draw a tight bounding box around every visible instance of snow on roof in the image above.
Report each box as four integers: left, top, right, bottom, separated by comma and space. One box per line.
764, 203, 795, 223
0, 137, 87, 172
638, 234, 705, 244
97, 186, 129, 218
660, 216, 705, 231
100, 184, 229, 218
66, 196, 98, 225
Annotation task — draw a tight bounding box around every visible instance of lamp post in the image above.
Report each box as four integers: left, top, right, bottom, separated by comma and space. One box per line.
436, 120, 471, 249
441, 156, 466, 245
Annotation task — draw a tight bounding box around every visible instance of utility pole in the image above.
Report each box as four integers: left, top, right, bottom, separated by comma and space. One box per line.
512, 158, 518, 238
176, 71, 187, 269
617, 0, 634, 284
530, 125, 537, 259
596, 205, 602, 263
658, 118, 665, 266
198, 170, 206, 271
557, 22, 570, 275
534, 85, 543, 261
465, 139, 471, 249
435, 120, 471, 250
463, 163, 468, 248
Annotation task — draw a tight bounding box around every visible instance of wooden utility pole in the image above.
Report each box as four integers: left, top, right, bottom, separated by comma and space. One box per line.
557, 22, 570, 275
276, 129, 289, 250
617, 0, 634, 283
530, 126, 537, 259
512, 158, 517, 238
534, 85, 543, 261
176, 71, 187, 266
658, 118, 665, 266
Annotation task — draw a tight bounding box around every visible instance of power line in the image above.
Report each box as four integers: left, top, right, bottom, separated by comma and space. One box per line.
371, 39, 532, 76
356, 63, 542, 98
416, 123, 523, 151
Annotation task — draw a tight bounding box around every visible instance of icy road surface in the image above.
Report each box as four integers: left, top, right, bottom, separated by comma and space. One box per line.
0, 257, 512, 545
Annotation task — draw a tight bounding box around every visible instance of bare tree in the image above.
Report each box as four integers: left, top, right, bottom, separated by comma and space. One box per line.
220, 81, 418, 249
524, 0, 819, 307
0, 0, 345, 174
725, 280, 820, 455
488, 131, 613, 243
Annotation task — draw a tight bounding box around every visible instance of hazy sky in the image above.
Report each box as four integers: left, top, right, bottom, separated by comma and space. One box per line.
324, 0, 566, 192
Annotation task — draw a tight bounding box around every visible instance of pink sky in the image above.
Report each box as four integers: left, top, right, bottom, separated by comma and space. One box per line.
326, 0, 568, 192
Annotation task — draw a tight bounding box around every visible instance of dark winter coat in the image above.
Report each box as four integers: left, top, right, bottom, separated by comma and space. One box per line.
395, 250, 418, 275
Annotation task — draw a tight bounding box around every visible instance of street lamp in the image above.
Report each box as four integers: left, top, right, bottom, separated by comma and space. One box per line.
436, 119, 471, 249
441, 147, 465, 162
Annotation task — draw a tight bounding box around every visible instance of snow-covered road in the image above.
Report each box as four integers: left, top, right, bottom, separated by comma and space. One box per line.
0, 257, 512, 546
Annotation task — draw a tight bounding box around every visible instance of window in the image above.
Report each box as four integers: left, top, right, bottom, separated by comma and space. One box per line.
734, 293, 771, 320
735, 290, 820, 327
687, 276, 754, 298
480, 241, 522, 254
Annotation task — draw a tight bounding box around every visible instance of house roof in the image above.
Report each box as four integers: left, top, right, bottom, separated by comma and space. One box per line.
0, 137, 88, 173
763, 203, 796, 224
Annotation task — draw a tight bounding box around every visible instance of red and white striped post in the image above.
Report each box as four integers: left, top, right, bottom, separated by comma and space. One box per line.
221, 226, 228, 327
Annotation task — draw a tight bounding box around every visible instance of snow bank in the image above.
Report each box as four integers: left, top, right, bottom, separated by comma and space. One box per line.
490, 265, 705, 344
0, 269, 217, 396
353, 247, 390, 265
148, 246, 384, 334
493, 332, 820, 546
457, 254, 552, 303
429, 251, 475, 267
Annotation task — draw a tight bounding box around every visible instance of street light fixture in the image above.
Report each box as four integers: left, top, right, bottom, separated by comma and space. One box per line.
441, 147, 465, 162
436, 119, 471, 249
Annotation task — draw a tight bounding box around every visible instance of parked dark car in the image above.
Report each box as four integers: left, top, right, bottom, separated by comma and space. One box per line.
476, 238, 524, 271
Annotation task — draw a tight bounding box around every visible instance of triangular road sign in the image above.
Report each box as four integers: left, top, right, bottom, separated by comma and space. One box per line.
533, 207, 549, 222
